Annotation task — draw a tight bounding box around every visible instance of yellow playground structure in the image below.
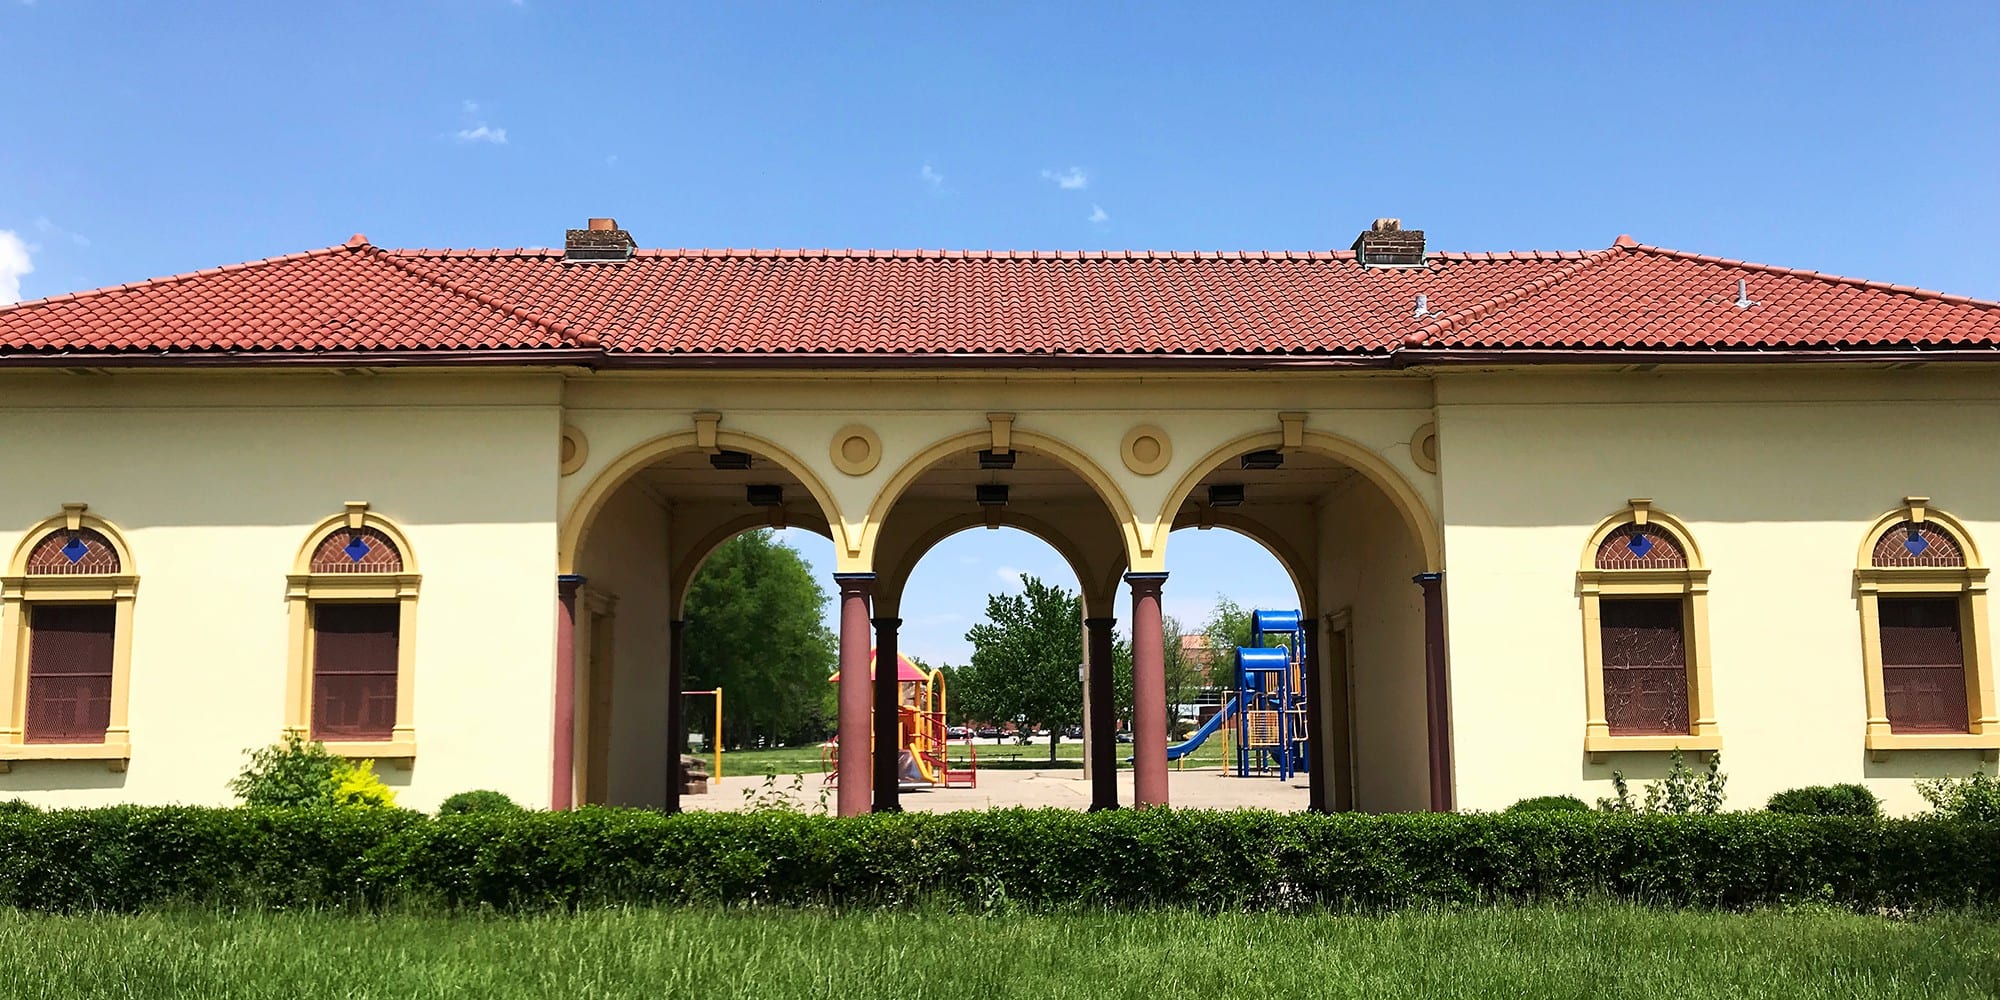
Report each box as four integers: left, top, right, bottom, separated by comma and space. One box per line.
825, 651, 977, 788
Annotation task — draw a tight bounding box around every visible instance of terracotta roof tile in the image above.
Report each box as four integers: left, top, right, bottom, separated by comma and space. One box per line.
0, 239, 1994, 361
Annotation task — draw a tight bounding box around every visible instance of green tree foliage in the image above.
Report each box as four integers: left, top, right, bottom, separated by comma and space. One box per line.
959, 576, 1084, 761
682, 530, 837, 749
228, 733, 397, 809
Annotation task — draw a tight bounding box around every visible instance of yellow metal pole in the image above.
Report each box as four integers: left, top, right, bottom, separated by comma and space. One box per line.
713, 688, 723, 780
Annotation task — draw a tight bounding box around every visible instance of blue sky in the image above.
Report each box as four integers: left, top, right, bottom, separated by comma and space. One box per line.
4, 3, 1996, 661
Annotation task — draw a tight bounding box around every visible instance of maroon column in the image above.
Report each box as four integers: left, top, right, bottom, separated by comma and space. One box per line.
552, 574, 585, 811
1127, 572, 1169, 808
664, 617, 686, 814
1415, 572, 1455, 812
1084, 616, 1119, 811
1300, 617, 1329, 813
872, 616, 903, 813
834, 573, 875, 818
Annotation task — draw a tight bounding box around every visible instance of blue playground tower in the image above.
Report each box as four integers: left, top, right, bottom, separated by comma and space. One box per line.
1231, 609, 1310, 779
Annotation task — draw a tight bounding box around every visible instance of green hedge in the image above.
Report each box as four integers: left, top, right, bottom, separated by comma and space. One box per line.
1, 806, 1996, 914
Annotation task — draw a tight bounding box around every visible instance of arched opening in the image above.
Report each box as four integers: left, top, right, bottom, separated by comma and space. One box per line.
1166, 438, 1441, 812
564, 440, 839, 809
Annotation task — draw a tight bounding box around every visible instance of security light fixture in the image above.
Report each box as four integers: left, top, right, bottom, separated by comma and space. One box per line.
976, 483, 1010, 507
1240, 450, 1285, 470
1208, 483, 1245, 507
978, 449, 1016, 470
746, 484, 783, 507
710, 450, 754, 471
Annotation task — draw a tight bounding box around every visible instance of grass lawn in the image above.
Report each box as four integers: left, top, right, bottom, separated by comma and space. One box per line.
3, 905, 1995, 999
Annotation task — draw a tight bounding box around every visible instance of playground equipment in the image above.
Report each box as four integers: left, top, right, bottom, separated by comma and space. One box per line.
1157, 609, 1311, 779
680, 687, 723, 779
823, 652, 977, 788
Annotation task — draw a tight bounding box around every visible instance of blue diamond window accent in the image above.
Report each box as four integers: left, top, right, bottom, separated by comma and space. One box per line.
1905, 529, 1930, 557
1626, 533, 1655, 559
343, 535, 371, 563
60, 536, 88, 564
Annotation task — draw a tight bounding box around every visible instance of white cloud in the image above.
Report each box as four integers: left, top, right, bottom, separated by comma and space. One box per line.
1087, 204, 1109, 224
0, 230, 33, 305
33, 216, 89, 247
920, 162, 944, 190
995, 566, 1027, 591
1041, 166, 1088, 190
453, 100, 508, 144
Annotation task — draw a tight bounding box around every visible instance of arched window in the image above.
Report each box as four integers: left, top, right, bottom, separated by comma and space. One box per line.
285, 502, 419, 761
0, 503, 138, 770
1577, 499, 1718, 761
1855, 498, 1997, 759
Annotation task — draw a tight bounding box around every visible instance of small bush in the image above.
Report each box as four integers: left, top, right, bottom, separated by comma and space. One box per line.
1506, 795, 1591, 813
1917, 771, 2000, 822
438, 790, 523, 816
1768, 784, 1881, 817
0, 799, 36, 816
1598, 750, 1727, 815
229, 733, 394, 809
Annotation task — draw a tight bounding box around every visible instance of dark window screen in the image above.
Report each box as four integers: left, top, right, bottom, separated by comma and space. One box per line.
312, 603, 399, 741
1601, 598, 1690, 736
1879, 597, 1969, 734
25, 604, 115, 743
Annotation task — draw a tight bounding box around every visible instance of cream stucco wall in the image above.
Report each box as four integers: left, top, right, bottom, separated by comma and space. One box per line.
0, 372, 563, 810
1438, 368, 2000, 815
573, 482, 673, 807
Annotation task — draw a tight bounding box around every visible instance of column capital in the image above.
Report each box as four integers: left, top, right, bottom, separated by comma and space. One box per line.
1412, 571, 1443, 585
1083, 616, 1118, 630
870, 616, 903, 629
1124, 571, 1168, 594
557, 573, 588, 596
834, 572, 876, 596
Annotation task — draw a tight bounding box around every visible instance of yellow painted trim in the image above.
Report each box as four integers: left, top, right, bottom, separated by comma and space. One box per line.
828, 424, 883, 476
861, 427, 1140, 571
1119, 424, 1172, 476
1855, 502, 1997, 758
559, 425, 589, 477
1576, 501, 1717, 757
285, 511, 422, 763
0, 507, 138, 768
1155, 428, 1442, 573
1410, 422, 1439, 475
560, 427, 846, 575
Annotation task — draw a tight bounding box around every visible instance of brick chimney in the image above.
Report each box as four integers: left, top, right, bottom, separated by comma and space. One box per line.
564, 217, 636, 262
1352, 218, 1425, 267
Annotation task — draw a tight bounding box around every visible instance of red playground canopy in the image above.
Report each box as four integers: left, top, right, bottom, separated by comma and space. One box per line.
828, 650, 929, 683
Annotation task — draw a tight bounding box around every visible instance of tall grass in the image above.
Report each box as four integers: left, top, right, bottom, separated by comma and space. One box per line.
2, 905, 1994, 999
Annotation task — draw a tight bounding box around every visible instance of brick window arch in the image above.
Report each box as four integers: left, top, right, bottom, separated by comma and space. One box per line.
1577, 499, 1718, 761
1, 503, 138, 769
285, 502, 419, 762
1855, 498, 1997, 758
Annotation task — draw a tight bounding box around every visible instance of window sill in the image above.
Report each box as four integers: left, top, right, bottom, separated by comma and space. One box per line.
319, 739, 417, 769
1866, 731, 2000, 762
0, 740, 131, 773
1585, 731, 1721, 764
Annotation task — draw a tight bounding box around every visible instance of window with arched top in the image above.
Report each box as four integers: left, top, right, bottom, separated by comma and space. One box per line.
0, 504, 138, 770
1855, 498, 1997, 759
285, 502, 419, 761
1577, 499, 1719, 761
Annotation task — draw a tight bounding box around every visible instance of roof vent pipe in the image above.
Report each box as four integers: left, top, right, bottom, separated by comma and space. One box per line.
1414, 293, 1430, 318
565, 217, 636, 262
1733, 279, 1758, 309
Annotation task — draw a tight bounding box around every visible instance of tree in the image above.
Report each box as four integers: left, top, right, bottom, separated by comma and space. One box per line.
682, 530, 837, 748
959, 576, 1085, 762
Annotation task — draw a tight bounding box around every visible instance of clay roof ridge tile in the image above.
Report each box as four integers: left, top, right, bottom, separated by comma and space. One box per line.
0, 242, 361, 316
1403, 245, 1625, 347
367, 249, 588, 348
1629, 243, 2000, 311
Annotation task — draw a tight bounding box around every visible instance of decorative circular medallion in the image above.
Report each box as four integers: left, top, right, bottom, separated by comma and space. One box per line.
1120, 425, 1172, 476
1410, 422, 1439, 474
829, 425, 882, 476
559, 426, 589, 476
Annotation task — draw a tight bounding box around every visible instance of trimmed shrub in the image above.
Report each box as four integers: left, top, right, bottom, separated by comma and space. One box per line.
438, 790, 524, 816
1768, 784, 1881, 818
1506, 795, 1591, 813
229, 734, 396, 809
1918, 772, 2000, 822
2, 807, 1998, 915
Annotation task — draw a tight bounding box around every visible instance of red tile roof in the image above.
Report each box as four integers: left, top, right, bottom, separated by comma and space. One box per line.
1, 236, 1994, 364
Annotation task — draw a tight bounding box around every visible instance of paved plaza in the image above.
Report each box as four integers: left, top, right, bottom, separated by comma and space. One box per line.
682, 766, 1310, 813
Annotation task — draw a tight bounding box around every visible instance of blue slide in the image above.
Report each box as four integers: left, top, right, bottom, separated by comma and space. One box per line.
1164, 696, 1238, 761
